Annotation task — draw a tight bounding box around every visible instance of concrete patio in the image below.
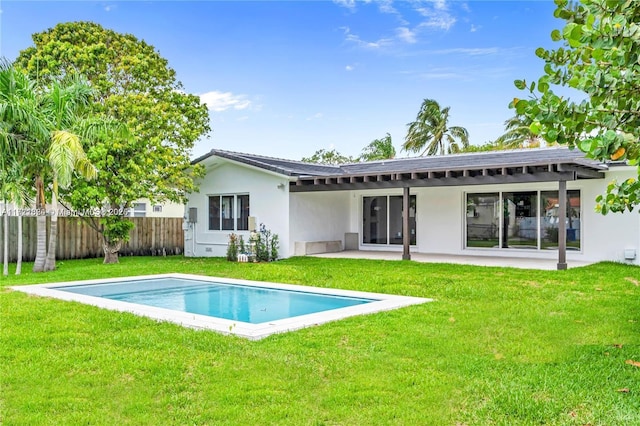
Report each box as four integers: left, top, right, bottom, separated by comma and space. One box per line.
311, 250, 594, 270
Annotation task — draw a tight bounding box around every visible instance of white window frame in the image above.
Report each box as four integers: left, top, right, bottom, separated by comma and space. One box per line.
132, 202, 146, 217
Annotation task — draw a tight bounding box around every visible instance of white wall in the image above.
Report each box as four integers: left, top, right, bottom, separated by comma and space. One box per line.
579, 166, 639, 265
184, 160, 290, 258
130, 198, 185, 218
289, 191, 351, 255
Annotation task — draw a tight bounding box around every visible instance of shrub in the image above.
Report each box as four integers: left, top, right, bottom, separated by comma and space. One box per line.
252, 223, 279, 262
226, 233, 238, 261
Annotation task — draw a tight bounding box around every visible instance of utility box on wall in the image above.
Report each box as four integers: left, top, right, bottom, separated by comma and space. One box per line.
248, 216, 257, 232
188, 207, 198, 223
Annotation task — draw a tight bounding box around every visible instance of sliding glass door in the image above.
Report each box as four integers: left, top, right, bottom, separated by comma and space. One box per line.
363, 195, 416, 245
466, 190, 581, 250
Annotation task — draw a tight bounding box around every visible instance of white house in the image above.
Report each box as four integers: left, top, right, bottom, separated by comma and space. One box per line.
183, 147, 639, 269
128, 199, 185, 218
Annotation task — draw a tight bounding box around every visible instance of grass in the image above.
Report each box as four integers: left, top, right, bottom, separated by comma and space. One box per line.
1, 256, 639, 425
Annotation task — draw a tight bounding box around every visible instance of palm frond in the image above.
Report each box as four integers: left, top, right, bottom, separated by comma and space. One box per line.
403, 98, 469, 156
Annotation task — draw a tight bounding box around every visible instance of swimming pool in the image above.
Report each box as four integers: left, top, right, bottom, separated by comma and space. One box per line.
12, 274, 431, 339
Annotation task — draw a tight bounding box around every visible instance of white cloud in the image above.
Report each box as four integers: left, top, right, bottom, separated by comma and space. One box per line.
470, 24, 480, 33
342, 26, 392, 49
396, 27, 417, 44
416, 2, 457, 31
432, 47, 500, 56
104, 4, 116, 12
431, 0, 448, 11
377, 0, 398, 15
199, 91, 251, 112
307, 112, 323, 121
333, 0, 357, 11
345, 64, 354, 71
417, 13, 456, 31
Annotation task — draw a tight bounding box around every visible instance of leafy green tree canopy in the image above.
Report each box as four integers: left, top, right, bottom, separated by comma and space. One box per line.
359, 133, 396, 161
513, 0, 639, 214
302, 149, 355, 165
16, 22, 210, 262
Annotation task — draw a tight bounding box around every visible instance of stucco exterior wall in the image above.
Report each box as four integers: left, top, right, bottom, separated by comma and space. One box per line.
289, 191, 352, 255
184, 161, 290, 258
578, 166, 639, 265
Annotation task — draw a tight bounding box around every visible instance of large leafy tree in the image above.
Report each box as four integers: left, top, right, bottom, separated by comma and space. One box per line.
302, 149, 355, 165
16, 22, 210, 263
402, 98, 469, 156
513, 0, 639, 213
359, 133, 396, 161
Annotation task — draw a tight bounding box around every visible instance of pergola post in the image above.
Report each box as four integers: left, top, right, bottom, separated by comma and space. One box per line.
403, 186, 411, 260
557, 179, 568, 270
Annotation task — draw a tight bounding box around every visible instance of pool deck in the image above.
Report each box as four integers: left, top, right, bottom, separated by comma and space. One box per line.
310, 250, 594, 270
11, 273, 431, 340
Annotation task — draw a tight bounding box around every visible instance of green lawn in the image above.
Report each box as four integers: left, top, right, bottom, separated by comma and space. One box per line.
2, 256, 639, 425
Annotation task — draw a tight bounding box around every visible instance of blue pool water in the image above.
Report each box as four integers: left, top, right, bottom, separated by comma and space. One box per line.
58, 278, 377, 324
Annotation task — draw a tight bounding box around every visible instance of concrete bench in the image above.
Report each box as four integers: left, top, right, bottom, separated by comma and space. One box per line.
294, 240, 343, 256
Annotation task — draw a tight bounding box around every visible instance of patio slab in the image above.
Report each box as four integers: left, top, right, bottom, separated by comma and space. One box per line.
310, 250, 594, 270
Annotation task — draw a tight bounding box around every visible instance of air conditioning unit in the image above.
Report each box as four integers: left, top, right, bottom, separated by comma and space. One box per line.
624, 249, 636, 260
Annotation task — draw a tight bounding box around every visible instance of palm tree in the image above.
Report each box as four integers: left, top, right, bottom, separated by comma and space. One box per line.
38, 75, 98, 271
494, 115, 543, 149
0, 60, 45, 274
1, 161, 32, 275
402, 98, 469, 156
360, 133, 396, 161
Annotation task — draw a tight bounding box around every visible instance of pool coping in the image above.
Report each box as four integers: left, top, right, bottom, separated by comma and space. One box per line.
10, 273, 432, 340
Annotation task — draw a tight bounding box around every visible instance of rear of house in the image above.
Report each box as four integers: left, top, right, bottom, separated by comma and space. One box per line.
184, 148, 639, 268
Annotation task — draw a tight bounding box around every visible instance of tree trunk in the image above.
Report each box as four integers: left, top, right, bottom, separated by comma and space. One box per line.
33, 175, 47, 273
44, 188, 58, 271
102, 238, 121, 264
16, 215, 22, 275
2, 209, 8, 277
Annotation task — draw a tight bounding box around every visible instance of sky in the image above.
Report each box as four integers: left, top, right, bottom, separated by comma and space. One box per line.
0, 0, 563, 161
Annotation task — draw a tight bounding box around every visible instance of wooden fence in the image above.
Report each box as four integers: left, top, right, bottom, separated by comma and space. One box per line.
0, 217, 184, 262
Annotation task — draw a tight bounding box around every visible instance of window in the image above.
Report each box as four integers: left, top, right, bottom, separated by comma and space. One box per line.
132, 202, 146, 217
503, 191, 538, 249
541, 190, 581, 250
209, 194, 250, 231
237, 194, 249, 231
465, 190, 580, 250
466, 193, 499, 248
363, 195, 416, 245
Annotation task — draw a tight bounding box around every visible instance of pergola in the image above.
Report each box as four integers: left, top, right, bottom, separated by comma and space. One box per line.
288, 149, 606, 270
